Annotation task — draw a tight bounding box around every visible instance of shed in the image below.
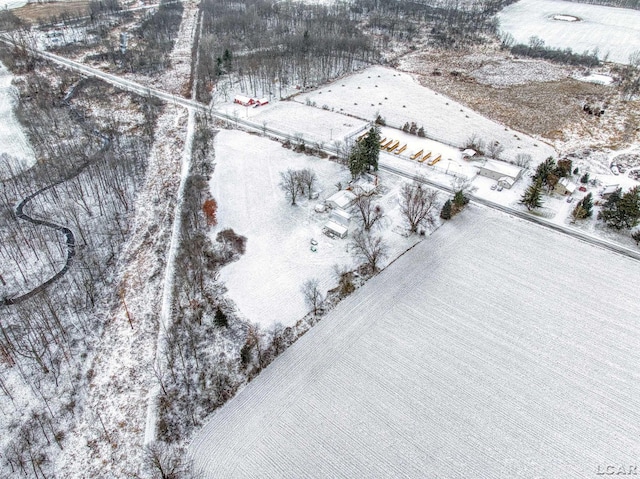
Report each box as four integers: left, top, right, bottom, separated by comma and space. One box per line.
477, 159, 522, 184
555, 177, 576, 195
462, 148, 477, 160
257, 98, 269, 106
324, 221, 348, 239
326, 190, 356, 210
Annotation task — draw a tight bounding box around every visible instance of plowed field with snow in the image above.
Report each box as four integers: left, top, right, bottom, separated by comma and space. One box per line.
191, 205, 640, 478
498, 0, 640, 65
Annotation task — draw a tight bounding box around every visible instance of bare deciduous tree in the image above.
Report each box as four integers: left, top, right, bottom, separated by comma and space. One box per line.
301, 278, 324, 316
279, 169, 302, 205
144, 441, 191, 479
354, 193, 384, 231
350, 229, 388, 273
400, 182, 439, 233
297, 168, 317, 200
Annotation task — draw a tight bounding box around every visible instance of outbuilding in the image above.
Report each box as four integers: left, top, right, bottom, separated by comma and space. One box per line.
234, 95, 255, 106
323, 220, 348, 239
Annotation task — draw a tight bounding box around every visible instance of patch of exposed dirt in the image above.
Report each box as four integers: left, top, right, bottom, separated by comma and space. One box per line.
13, 0, 90, 23
397, 47, 640, 153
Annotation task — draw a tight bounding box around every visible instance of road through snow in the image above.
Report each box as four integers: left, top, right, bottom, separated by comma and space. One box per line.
190, 205, 640, 478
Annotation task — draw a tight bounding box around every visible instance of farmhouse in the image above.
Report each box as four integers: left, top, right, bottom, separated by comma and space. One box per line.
555, 177, 576, 196
326, 190, 356, 210
478, 159, 523, 188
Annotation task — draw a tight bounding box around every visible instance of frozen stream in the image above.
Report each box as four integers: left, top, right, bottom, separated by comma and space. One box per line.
0, 61, 35, 180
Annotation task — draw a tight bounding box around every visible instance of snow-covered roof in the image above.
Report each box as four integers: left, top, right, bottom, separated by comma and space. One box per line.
602, 184, 620, 196
498, 176, 516, 187
480, 159, 522, 179
331, 208, 351, 226
324, 220, 348, 237
462, 148, 476, 157
558, 177, 576, 194
326, 190, 356, 209
234, 95, 253, 103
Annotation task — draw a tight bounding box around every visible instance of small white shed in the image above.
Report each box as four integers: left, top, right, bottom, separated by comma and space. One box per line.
324, 221, 348, 239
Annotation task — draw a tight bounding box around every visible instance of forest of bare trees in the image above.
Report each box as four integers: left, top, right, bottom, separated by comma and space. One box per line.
0, 55, 160, 477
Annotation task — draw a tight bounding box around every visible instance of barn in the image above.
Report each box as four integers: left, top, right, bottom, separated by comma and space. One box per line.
234, 95, 255, 106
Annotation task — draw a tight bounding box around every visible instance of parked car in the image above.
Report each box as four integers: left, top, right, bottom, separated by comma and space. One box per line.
579, 186, 587, 192
566, 196, 574, 203
490, 184, 497, 190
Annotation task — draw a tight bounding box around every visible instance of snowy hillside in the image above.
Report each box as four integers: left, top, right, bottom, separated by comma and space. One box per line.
191, 205, 640, 478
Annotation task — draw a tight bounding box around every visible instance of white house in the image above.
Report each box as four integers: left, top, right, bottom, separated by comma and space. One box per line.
478, 159, 523, 185
555, 177, 576, 196
326, 190, 356, 210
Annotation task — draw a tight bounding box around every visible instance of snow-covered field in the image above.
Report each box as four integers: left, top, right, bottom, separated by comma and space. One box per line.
190, 205, 640, 478
0, 0, 27, 8
221, 101, 368, 147
498, 0, 640, 64
296, 66, 556, 164
210, 130, 424, 328
0, 61, 35, 180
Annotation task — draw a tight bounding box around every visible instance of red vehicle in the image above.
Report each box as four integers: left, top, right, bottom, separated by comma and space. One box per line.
579, 186, 587, 192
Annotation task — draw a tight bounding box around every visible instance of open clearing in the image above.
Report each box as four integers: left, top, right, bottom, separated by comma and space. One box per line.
0, 62, 35, 179
296, 66, 556, 163
498, 0, 640, 64
210, 130, 421, 328
191, 205, 640, 478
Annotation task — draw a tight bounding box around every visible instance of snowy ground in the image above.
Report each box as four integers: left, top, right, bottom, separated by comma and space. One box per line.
210, 130, 426, 328
295, 66, 556, 164
190, 205, 640, 478
498, 0, 640, 64
219, 101, 368, 148
0, 0, 27, 8
0, 61, 35, 180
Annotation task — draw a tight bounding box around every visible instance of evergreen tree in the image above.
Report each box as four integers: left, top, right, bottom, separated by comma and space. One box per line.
580, 172, 590, 184
632, 230, 640, 245
361, 126, 381, 172
598, 187, 640, 230
348, 145, 366, 178
453, 190, 469, 208
520, 179, 544, 211
417, 126, 426, 137
581, 192, 593, 217
573, 167, 579, 175
214, 307, 228, 328
533, 157, 556, 187
440, 199, 452, 220
402, 122, 410, 132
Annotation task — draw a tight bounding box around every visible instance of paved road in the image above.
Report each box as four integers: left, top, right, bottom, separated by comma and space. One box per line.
4, 37, 639, 263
